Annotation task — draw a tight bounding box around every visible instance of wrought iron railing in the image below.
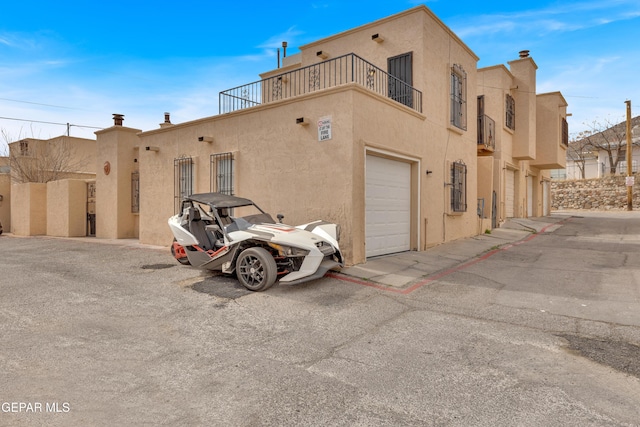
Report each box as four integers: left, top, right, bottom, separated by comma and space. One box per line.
219, 53, 422, 114
477, 114, 496, 151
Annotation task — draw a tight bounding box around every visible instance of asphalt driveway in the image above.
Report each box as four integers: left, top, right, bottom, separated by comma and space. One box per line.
1, 211, 640, 426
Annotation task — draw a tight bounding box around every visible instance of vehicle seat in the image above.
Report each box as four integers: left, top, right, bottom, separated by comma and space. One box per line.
218, 208, 233, 226
188, 207, 215, 251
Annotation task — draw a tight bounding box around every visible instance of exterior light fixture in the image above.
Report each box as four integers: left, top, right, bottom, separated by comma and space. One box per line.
145, 146, 160, 152
371, 33, 384, 43
316, 51, 328, 59
296, 117, 309, 126
198, 136, 214, 143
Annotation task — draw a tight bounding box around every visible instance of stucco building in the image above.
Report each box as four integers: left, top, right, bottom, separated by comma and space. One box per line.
4, 5, 568, 267
477, 55, 568, 224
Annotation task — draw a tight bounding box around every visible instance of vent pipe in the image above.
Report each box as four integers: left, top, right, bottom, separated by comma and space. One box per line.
113, 114, 124, 126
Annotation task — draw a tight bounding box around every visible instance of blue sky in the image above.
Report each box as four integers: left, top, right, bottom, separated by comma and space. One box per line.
1, 0, 639, 152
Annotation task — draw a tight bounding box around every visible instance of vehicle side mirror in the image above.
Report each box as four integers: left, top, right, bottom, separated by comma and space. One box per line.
277, 214, 284, 223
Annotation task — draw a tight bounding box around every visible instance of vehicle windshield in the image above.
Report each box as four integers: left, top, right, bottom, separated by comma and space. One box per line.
220, 204, 275, 232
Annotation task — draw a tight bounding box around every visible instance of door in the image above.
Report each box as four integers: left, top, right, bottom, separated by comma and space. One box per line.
388, 52, 413, 108
505, 169, 515, 218
365, 155, 411, 258
87, 182, 96, 237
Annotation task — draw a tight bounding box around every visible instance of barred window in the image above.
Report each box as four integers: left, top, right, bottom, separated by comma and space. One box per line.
451, 161, 467, 212
450, 64, 467, 130
174, 156, 194, 214
210, 152, 234, 195
562, 117, 569, 146
505, 94, 515, 130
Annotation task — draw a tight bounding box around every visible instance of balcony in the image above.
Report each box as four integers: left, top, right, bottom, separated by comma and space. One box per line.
219, 53, 422, 114
477, 114, 495, 154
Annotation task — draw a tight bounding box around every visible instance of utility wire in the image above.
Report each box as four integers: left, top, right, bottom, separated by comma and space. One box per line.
0, 97, 82, 110
0, 116, 103, 130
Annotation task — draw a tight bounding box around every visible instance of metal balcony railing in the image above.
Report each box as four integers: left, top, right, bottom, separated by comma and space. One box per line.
219, 53, 423, 114
477, 114, 496, 151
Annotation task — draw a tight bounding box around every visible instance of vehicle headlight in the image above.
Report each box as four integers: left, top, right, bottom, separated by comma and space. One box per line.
335, 224, 341, 242
286, 246, 309, 256
269, 243, 309, 257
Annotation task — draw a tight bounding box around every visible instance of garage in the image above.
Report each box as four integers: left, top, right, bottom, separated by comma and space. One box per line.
365, 154, 411, 258
505, 169, 515, 218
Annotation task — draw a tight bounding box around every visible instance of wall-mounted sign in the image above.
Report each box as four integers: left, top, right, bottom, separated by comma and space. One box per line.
318, 116, 332, 141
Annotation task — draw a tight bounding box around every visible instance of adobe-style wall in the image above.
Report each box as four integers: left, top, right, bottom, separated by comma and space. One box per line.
46, 179, 88, 237
10, 182, 47, 235
551, 176, 640, 210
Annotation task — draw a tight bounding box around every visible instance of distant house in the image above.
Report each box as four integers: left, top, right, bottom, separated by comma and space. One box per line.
4, 5, 568, 267
561, 116, 640, 180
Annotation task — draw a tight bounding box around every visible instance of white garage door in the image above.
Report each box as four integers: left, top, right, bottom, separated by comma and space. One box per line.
366, 155, 411, 258
505, 169, 515, 218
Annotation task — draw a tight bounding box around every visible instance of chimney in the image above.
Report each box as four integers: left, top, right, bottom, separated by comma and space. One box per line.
112, 114, 124, 126
519, 50, 530, 59
160, 112, 174, 128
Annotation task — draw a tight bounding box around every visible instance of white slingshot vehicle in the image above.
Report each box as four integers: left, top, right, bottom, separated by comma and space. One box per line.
168, 193, 343, 291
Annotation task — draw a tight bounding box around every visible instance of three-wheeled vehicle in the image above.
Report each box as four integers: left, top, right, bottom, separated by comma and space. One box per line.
168, 193, 343, 291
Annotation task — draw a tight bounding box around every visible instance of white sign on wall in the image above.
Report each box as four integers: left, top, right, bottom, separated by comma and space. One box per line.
318, 116, 332, 141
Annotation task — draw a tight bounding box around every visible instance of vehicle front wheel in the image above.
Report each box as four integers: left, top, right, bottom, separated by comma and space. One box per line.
236, 247, 277, 291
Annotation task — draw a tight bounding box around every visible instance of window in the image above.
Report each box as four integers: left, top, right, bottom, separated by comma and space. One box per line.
388, 52, 413, 108
505, 94, 515, 130
174, 156, 194, 213
210, 152, 234, 195
450, 64, 467, 130
618, 160, 638, 175
451, 161, 467, 212
562, 117, 569, 146
19, 141, 30, 156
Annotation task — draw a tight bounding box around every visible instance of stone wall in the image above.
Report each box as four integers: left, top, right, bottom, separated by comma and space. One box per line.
551, 176, 640, 210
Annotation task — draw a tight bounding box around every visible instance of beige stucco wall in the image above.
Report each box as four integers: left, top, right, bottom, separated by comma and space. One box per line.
534, 92, 568, 169
508, 57, 538, 161
138, 88, 357, 260
46, 179, 88, 237
10, 182, 47, 235
94, 126, 140, 239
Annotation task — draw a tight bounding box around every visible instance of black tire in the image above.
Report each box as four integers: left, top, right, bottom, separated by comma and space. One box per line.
171, 240, 191, 265
236, 247, 277, 291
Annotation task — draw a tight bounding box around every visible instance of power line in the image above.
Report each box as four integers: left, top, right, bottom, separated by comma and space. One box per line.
0, 97, 82, 110
0, 116, 103, 130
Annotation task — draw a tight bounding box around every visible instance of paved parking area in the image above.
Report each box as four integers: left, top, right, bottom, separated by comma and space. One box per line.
2, 213, 640, 426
